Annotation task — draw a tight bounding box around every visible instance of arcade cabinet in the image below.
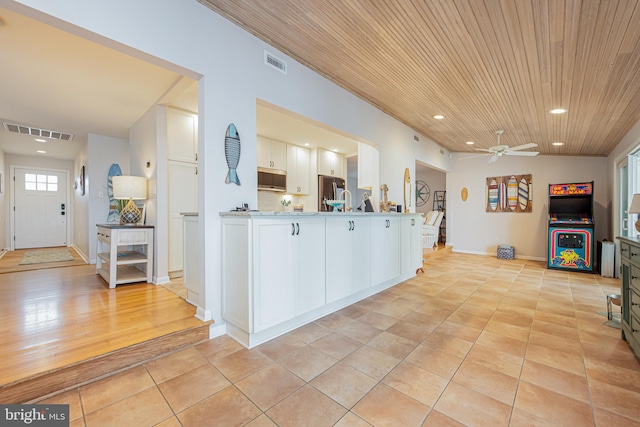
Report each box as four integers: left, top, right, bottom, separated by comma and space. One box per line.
547, 182, 594, 272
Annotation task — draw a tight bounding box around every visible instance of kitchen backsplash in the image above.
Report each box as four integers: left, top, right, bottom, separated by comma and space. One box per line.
258, 191, 305, 212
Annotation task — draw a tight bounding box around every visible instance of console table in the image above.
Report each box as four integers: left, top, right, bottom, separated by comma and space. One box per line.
96, 224, 154, 288
618, 236, 640, 357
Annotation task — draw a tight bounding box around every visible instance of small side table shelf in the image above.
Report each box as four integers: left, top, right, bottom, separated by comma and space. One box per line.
96, 224, 154, 288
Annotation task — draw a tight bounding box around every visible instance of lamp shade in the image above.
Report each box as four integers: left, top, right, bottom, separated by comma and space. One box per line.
112, 176, 147, 200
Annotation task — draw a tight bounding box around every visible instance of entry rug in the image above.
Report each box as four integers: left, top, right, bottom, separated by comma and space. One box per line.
19, 248, 75, 265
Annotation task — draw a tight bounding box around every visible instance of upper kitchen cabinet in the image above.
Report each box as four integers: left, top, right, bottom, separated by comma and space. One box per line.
286, 145, 310, 195
168, 108, 198, 163
257, 136, 286, 170
358, 142, 379, 190
318, 148, 344, 178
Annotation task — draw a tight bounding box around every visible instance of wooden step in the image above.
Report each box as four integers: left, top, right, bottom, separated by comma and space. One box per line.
0, 322, 212, 404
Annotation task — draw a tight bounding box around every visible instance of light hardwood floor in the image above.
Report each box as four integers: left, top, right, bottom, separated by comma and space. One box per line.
0, 261, 207, 403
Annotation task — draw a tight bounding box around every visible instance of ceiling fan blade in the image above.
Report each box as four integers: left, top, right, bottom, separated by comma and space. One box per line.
505, 151, 539, 156
474, 148, 493, 153
488, 154, 498, 163
507, 143, 538, 152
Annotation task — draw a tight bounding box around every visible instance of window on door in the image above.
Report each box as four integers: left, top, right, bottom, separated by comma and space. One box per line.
24, 173, 59, 192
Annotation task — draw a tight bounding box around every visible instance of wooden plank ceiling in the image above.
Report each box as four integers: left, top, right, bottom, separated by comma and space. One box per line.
199, 0, 640, 156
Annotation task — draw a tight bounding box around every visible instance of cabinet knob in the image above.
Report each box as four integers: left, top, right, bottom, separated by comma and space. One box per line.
622, 248, 628, 252
632, 302, 639, 307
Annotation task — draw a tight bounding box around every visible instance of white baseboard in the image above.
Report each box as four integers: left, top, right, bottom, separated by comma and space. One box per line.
70, 244, 89, 263
451, 247, 545, 261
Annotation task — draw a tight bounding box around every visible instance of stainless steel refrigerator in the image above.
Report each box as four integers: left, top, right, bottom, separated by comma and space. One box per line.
318, 175, 345, 211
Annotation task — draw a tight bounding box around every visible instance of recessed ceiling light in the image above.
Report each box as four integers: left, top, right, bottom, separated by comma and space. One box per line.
465, 141, 474, 145
549, 108, 567, 114
433, 115, 445, 120
332, 148, 339, 152
552, 142, 564, 146
36, 150, 46, 154
35, 138, 46, 143
304, 143, 310, 146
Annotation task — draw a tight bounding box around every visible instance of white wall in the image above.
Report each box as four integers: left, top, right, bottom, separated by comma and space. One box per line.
129, 105, 166, 283
448, 154, 609, 260
87, 134, 129, 262
73, 144, 89, 259
0, 148, 5, 250
12, 0, 451, 329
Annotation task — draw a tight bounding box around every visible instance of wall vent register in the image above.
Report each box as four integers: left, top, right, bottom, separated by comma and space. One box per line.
3, 122, 74, 141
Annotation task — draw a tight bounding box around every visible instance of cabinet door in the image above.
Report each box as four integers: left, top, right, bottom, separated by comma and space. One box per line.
371, 217, 400, 286
257, 136, 271, 169
400, 216, 423, 275
257, 137, 287, 170
168, 161, 198, 272
167, 108, 197, 162
287, 145, 310, 194
357, 143, 379, 190
270, 140, 287, 170
295, 218, 326, 314
253, 220, 295, 331
351, 217, 371, 294
318, 149, 344, 177
326, 218, 354, 303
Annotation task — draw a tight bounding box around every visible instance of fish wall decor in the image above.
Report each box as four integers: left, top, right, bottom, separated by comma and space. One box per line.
225, 123, 241, 185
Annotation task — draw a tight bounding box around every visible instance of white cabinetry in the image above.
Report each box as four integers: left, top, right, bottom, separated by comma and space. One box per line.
168, 107, 198, 274
370, 217, 400, 286
326, 217, 371, 303
96, 225, 154, 288
358, 142, 379, 190
318, 149, 344, 178
221, 213, 421, 348
286, 145, 310, 195
183, 214, 199, 306
401, 216, 423, 275
167, 108, 198, 163
257, 136, 286, 170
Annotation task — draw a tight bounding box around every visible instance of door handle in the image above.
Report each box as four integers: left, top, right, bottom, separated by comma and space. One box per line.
291, 223, 295, 235
352, 221, 355, 231
296, 223, 300, 235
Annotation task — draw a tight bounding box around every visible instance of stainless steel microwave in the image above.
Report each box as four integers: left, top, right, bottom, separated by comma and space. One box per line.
257, 168, 287, 192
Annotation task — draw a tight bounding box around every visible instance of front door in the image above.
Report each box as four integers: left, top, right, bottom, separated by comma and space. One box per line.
14, 168, 68, 249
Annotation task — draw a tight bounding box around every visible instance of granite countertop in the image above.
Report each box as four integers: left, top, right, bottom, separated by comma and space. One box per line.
220, 211, 422, 217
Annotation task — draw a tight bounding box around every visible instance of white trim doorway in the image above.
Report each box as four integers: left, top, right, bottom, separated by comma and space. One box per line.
10, 165, 71, 250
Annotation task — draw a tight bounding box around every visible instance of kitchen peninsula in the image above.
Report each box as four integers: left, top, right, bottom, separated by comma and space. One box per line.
221, 211, 423, 347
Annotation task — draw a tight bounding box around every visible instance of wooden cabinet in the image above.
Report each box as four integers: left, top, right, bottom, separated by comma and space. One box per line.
401, 216, 423, 275
257, 136, 286, 170
167, 108, 198, 163
96, 225, 154, 288
286, 145, 310, 195
317, 148, 344, 178
326, 217, 371, 303
370, 216, 400, 286
619, 237, 640, 357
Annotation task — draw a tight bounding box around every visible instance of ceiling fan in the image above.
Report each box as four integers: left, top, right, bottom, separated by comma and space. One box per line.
473, 130, 539, 162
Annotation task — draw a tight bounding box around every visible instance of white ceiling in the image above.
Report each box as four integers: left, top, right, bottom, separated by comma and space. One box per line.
0, 6, 389, 162
0, 6, 197, 160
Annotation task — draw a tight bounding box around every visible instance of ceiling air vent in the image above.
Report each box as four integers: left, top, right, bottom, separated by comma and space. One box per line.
3, 122, 74, 141
264, 51, 287, 74
414, 135, 419, 142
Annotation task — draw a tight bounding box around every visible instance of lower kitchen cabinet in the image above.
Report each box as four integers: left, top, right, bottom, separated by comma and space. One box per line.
370, 216, 400, 286
326, 217, 371, 303
401, 216, 423, 275
253, 217, 325, 332
618, 236, 640, 358
221, 212, 422, 347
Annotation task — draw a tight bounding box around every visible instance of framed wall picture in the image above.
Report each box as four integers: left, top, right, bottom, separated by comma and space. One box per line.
80, 165, 85, 196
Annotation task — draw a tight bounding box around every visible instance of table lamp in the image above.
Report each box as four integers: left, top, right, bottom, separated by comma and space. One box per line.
629, 194, 640, 233
113, 175, 147, 225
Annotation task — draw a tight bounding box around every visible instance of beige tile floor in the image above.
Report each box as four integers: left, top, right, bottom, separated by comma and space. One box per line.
39, 252, 640, 426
